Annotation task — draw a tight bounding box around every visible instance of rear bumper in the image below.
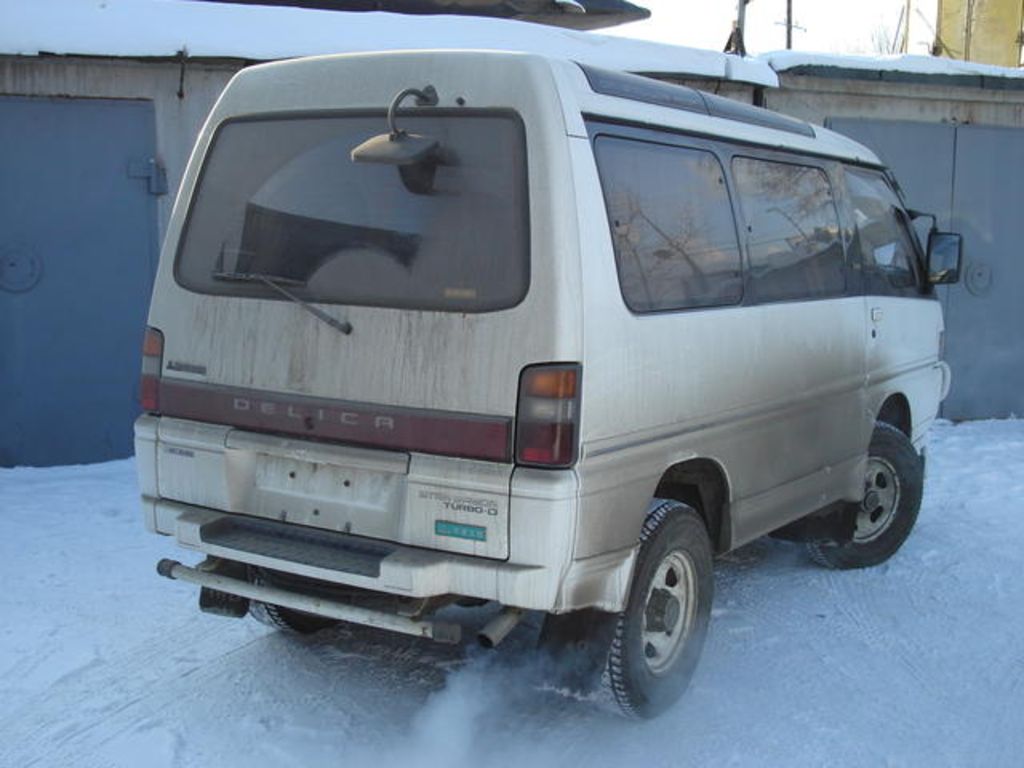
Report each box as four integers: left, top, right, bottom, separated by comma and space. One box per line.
137, 414, 637, 613
140, 495, 635, 613
144, 497, 558, 609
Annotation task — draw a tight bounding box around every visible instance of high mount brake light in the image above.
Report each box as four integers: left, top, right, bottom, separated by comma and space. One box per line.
140, 327, 163, 413
515, 363, 581, 468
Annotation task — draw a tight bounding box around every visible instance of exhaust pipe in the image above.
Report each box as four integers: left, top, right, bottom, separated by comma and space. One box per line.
156, 559, 462, 644
478, 607, 524, 649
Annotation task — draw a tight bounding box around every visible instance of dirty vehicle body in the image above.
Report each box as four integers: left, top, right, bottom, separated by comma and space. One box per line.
136, 51, 961, 717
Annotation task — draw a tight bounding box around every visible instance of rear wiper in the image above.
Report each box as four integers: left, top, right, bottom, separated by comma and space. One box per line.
212, 270, 353, 336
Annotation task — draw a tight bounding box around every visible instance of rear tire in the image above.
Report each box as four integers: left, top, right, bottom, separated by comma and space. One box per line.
247, 568, 339, 634
807, 422, 923, 570
249, 601, 339, 634
607, 500, 713, 719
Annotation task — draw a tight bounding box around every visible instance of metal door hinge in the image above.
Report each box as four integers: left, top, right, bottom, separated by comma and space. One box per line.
127, 158, 168, 196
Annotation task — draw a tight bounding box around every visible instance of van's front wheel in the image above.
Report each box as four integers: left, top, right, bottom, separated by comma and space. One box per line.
807, 422, 923, 570
607, 500, 713, 719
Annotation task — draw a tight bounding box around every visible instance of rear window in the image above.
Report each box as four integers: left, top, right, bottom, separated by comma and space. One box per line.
174, 112, 529, 312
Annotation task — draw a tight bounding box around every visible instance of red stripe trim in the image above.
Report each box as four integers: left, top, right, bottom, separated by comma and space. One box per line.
158, 379, 512, 463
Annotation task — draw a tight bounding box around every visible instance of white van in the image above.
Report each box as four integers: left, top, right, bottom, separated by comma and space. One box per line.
136, 50, 962, 718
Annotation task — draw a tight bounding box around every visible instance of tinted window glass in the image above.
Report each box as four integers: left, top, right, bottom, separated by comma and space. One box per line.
733, 157, 845, 303
175, 113, 528, 312
845, 167, 920, 296
595, 137, 742, 312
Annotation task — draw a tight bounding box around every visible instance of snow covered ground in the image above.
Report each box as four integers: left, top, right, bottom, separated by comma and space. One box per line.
1, 419, 1022, 767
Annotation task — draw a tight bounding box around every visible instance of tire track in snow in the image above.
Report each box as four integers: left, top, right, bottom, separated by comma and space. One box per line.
823, 568, 939, 699
1, 616, 479, 768
0, 618, 259, 768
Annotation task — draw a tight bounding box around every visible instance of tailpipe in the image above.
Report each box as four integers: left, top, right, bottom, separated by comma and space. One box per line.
478, 607, 524, 649
157, 558, 181, 578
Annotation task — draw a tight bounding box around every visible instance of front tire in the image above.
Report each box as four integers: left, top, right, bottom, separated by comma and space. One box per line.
808, 422, 923, 570
607, 500, 713, 719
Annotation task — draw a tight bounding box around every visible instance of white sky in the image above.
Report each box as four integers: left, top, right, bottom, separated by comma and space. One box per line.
605, 0, 938, 56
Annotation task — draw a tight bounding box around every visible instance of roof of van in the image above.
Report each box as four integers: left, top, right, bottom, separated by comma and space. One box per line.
1, 0, 777, 87
220, 50, 884, 167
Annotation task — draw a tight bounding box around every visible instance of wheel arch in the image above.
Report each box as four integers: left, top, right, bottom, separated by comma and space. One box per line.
876, 392, 912, 438
653, 458, 731, 554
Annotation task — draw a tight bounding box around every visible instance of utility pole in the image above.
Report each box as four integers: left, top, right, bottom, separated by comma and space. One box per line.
726, 0, 751, 56
786, 0, 794, 49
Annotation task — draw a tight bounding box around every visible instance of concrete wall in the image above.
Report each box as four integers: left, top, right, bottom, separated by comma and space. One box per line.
0, 55, 241, 241
766, 72, 1024, 128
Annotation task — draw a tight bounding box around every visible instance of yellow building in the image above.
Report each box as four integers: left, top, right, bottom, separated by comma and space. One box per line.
934, 0, 1024, 67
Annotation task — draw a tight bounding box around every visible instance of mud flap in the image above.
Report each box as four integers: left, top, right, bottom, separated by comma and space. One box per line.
199, 586, 251, 618
196, 557, 251, 618
538, 608, 618, 694
770, 500, 858, 545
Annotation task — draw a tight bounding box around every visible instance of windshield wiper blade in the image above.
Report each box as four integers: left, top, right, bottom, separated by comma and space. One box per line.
212, 270, 353, 336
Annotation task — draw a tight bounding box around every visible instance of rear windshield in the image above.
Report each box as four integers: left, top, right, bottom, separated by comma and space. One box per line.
174, 112, 529, 312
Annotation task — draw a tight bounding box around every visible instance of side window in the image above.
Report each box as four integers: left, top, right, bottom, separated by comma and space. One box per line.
594, 136, 743, 312
732, 157, 846, 303
844, 167, 920, 297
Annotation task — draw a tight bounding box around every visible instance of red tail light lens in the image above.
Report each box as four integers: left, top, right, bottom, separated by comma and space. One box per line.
140, 327, 163, 413
515, 363, 581, 468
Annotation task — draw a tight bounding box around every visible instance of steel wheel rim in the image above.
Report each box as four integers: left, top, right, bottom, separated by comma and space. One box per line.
641, 549, 697, 676
855, 457, 902, 543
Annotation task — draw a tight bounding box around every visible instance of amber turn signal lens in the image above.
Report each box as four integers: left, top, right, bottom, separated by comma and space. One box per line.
524, 368, 578, 399
142, 327, 164, 357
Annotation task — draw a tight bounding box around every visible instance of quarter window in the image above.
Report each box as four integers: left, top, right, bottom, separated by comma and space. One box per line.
732, 157, 846, 303
594, 137, 743, 312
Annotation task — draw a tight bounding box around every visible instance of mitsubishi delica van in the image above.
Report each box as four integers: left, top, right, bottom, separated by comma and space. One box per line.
136, 50, 963, 718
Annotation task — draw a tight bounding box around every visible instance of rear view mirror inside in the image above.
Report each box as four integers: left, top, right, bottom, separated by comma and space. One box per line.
927, 231, 963, 285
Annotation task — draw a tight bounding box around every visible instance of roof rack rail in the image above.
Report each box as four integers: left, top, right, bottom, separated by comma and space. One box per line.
578, 64, 815, 138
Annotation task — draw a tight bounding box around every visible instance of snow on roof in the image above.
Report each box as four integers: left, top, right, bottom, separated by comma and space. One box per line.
0, 0, 777, 87
764, 50, 1024, 81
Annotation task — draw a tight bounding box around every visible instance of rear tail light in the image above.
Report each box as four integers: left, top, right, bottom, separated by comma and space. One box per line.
140, 327, 164, 413
515, 363, 581, 468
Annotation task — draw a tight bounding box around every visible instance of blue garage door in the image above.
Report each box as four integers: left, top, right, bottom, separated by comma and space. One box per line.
0, 96, 162, 466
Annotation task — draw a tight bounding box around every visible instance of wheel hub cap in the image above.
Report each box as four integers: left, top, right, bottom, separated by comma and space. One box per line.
645, 589, 681, 633
641, 550, 697, 676
855, 457, 901, 543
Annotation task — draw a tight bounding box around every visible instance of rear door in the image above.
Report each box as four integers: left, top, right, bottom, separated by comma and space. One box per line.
145, 54, 582, 558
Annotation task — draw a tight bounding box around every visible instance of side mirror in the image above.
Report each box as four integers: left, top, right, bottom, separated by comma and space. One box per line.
927, 231, 963, 285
